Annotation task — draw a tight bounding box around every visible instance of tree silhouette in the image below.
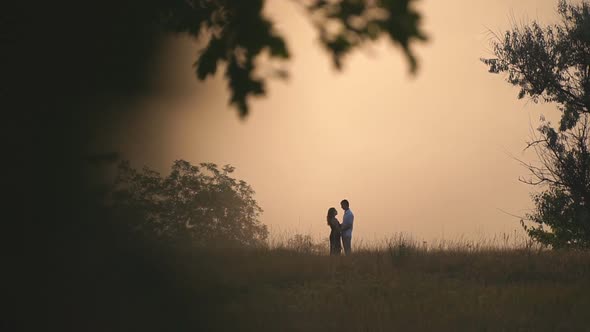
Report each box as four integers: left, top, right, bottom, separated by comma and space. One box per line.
171, 0, 427, 116
482, 0, 590, 248
482, 0, 590, 131
520, 117, 590, 248
112, 160, 268, 246
10, 0, 426, 117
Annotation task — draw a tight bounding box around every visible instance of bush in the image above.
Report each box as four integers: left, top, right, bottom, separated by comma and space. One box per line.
111, 159, 268, 247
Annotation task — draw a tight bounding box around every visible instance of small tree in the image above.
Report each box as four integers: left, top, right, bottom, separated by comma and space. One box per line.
111, 160, 268, 247
482, 0, 590, 248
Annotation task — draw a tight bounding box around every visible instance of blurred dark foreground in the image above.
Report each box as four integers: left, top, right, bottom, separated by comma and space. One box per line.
3, 1, 182, 329
12, 236, 590, 331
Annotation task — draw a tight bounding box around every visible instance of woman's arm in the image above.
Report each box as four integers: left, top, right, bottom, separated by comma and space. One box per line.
332, 218, 341, 230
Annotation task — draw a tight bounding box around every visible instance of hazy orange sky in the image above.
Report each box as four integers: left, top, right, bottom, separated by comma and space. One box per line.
100, 0, 566, 243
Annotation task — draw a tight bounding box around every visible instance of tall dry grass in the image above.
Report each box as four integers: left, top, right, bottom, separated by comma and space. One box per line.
153, 233, 590, 331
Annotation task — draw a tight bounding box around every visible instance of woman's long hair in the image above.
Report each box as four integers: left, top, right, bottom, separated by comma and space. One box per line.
326, 207, 337, 225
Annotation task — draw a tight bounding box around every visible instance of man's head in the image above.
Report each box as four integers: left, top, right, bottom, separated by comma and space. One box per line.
340, 199, 350, 211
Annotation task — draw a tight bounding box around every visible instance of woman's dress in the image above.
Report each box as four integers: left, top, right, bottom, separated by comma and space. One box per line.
329, 217, 342, 255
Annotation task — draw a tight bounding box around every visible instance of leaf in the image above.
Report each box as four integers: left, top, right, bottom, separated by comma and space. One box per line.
267, 34, 289, 59
195, 37, 225, 80
559, 106, 580, 131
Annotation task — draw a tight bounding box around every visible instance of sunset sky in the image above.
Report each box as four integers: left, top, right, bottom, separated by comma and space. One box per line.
99, 0, 565, 243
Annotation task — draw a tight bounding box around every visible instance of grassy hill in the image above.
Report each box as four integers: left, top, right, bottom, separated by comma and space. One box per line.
26, 234, 590, 331
176, 238, 590, 331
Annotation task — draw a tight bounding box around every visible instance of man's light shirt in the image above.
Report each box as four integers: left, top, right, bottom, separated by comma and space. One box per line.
342, 209, 354, 238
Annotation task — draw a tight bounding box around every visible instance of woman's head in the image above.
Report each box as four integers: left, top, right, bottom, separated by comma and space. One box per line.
327, 207, 338, 224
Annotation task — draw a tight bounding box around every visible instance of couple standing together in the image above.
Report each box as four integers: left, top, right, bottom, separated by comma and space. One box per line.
326, 199, 354, 255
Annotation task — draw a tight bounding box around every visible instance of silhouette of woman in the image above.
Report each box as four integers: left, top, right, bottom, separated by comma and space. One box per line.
327, 207, 342, 255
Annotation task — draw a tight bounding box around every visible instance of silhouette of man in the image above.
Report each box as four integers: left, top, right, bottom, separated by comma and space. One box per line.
340, 199, 354, 255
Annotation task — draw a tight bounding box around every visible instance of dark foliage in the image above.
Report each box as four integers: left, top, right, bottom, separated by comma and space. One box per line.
112, 160, 268, 247
521, 117, 590, 248
482, 0, 590, 131
482, 0, 590, 248
164, 0, 427, 116
8, 0, 426, 117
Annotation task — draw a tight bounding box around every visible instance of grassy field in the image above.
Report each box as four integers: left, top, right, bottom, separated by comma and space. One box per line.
151, 237, 590, 332
28, 234, 590, 331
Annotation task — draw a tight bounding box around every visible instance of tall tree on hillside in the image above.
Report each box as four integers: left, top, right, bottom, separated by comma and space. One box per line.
482, 0, 590, 248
